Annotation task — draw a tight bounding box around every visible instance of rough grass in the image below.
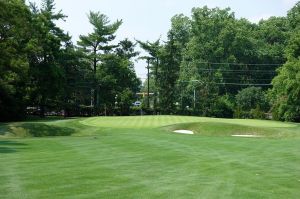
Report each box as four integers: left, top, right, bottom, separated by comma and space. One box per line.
167, 121, 299, 138
0, 116, 300, 199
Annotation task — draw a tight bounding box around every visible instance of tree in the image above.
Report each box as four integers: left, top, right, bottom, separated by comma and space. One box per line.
58, 43, 91, 117
287, 1, 300, 29
116, 38, 139, 60
179, 7, 236, 115
158, 35, 178, 113
0, 0, 32, 121
270, 29, 300, 122
235, 87, 268, 112
78, 11, 122, 114
270, 61, 300, 122
158, 14, 191, 114
211, 95, 234, 118
257, 17, 288, 64
137, 39, 161, 111
86, 38, 141, 115
268, 2, 300, 122
97, 53, 140, 115
28, 0, 70, 117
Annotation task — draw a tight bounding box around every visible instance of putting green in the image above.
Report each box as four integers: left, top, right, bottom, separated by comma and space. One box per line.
80, 115, 296, 129
80, 115, 204, 128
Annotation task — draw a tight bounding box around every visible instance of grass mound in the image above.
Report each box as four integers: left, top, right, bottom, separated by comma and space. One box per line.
0, 120, 76, 137
167, 121, 299, 138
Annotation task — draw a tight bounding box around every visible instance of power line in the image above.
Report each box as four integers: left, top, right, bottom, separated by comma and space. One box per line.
182, 67, 278, 75
197, 61, 283, 66
140, 75, 274, 82
197, 68, 277, 73
215, 83, 272, 86
177, 80, 272, 86
140, 68, 278, 75
218, 77, 273, 81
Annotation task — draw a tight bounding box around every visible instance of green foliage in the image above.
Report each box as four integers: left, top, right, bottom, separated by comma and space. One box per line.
235, 87, 265, 110
0, 0, 32, 121
250, 106, 266, 119
287, 1, 300, 29
28, 0, 70, 116
116, 38, 139, 60
156, 15, 192, 114
285, 30, 300, 59
257, 17, 288, 64
97, 53, 140, 111
58, 43, 91, 116
189, 6, 235, 62
77, 11, 122, 113
77, 13, 140, 116
158, 34, 181, 113
78, 12, 122, 53
270, 8, 300, 122
235, 87, 268, 119
160, 6, 291, 118
270, 61, 300, 122
178, 7, 257, 115
137, 39, 161, 110
1, 0, 300, 121
211, 95, 234, 118
118, 88, 135, 115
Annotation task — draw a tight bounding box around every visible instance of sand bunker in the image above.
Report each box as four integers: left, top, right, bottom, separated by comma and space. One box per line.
231, 134, 263, 138
173, 130, 194, 135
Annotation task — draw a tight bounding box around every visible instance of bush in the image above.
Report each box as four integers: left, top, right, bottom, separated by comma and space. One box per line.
250, 106, 266, 119
211, 95, 234, 118
234, 87, 269, 119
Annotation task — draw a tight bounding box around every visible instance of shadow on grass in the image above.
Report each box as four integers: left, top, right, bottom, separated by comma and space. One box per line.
15, 123, 76, 137
0, 125, 9, 136
0, 123, 76, 137
0, 140, 27, 153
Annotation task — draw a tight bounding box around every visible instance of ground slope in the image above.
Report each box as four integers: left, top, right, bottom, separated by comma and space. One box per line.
0, 116, 299, 199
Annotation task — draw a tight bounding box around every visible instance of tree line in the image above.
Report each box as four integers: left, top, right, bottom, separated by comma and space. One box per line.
0, 0, 140, 121
141, 4, 300, 122
0, 0, 299, 122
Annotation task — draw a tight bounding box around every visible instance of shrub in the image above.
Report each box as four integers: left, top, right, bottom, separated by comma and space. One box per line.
234, 87, 269, 119
212, 95, 234, 118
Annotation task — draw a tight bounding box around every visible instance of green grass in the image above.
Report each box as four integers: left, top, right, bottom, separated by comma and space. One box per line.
0, 116, 300, 198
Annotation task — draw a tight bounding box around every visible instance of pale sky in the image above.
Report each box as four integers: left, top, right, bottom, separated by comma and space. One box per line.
28, 0, 298, 79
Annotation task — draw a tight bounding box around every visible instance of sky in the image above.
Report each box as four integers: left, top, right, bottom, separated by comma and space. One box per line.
28, 0, 298, 80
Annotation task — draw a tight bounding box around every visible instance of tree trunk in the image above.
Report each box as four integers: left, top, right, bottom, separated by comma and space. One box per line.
93, 47, 97, 115
40, 97, 45, 118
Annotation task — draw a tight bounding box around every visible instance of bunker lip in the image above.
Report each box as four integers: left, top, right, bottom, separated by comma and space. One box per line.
231, 134, 264, 138
173, 130, 194, 135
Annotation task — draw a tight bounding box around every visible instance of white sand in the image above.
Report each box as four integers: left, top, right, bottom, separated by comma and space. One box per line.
173, 130, 194, 135
231, 134, 263, 138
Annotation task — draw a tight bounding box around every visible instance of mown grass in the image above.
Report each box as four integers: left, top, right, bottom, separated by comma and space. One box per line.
0, 116, 299, 199
167, 121, 299, 138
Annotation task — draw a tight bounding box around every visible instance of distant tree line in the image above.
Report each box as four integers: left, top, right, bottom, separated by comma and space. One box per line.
1, 0, 299, 122
140, 4, 300, 122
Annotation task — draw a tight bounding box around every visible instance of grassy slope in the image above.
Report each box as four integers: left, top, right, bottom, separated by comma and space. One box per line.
0, 116, 300, 199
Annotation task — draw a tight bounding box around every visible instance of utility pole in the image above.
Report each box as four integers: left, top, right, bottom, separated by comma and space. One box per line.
180, 80, 202, 113
90, 89, 94, 116
193, 88, 196, 110
154, 57, 159, 113
147, 58, 150, 109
